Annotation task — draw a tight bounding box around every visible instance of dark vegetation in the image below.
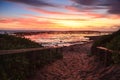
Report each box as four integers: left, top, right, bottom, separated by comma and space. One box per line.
0, 34, 42, 50
0, 34, 63, 80
0, 46, 63, 80
91, 29, 120, 65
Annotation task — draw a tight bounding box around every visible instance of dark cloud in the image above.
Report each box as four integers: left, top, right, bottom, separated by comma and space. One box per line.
107, 0, 120, 14
71, 0, 120, 14
6, 0, 56, 7
98, 0, 120, 14
71, 0, 96, 5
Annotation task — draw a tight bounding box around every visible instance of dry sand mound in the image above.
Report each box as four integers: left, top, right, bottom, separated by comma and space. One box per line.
32, 42, 120, 80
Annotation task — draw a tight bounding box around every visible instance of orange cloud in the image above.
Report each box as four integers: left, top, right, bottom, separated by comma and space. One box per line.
25, 8, 94, 22
0, 11, 120, 31
0, 18, 54, 25
85, 12, 107, 18
108, 15, 120, 19
23, 14, 88, 21
27, 7, 85, 17
27, 7, 109, 19
28, 8, 69, 15
64, 6, 81, 12
0, 17, 57, 30
0, 18, 16, 23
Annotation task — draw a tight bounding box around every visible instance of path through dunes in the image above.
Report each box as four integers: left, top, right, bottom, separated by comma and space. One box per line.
32, 42, 120, 80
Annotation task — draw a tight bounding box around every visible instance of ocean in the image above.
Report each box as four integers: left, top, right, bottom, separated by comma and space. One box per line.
23, 31, 109, 47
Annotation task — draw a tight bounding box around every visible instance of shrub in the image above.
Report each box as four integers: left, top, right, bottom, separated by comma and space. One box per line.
0, 34, 42, 50
106, 35, 120, 50
0, 48, 63, 80
91, 29, 120, 65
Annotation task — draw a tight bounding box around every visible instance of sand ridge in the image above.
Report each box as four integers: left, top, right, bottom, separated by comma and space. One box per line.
32, 42, 120, 80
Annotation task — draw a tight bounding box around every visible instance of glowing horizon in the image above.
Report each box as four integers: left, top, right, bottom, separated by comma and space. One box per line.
0, 0, 120, 31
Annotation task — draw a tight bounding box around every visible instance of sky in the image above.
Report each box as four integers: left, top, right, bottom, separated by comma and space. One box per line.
0, 0, 120, 31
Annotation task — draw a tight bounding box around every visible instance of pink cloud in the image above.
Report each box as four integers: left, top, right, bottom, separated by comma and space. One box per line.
27, 7, 109, 19
0, 18, 54, 25
0, 19, 16, 23
27, 7, 85, 16
84, 12, 107, 18
64, 6, 81, 12
23, 14, 88, 21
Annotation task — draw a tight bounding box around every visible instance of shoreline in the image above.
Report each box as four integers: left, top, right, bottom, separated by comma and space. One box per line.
36, 34, 100, 48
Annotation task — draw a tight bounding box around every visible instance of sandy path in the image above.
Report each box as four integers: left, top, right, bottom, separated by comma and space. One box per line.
32, 42, 120, 80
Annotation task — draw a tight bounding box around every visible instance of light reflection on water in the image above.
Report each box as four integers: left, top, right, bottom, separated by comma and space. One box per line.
24, 33, 106, 47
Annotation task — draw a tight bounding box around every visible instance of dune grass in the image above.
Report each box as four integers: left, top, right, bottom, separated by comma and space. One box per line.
91, 29, 120, 64
0, 34, 63, 80
0, 34, 42, 50
0, 48, 63, 80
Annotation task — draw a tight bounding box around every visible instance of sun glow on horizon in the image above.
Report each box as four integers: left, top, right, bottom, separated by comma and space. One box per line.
0, 0, 120, 31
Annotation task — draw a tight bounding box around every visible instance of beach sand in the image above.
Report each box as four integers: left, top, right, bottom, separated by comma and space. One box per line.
31, 42, 120, 80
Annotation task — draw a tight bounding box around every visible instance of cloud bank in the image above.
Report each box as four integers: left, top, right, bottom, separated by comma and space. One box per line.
71, 0, 120, 14
6, 0, 56, 7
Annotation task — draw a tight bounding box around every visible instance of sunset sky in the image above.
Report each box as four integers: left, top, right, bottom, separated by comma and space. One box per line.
0, 0, 120, 31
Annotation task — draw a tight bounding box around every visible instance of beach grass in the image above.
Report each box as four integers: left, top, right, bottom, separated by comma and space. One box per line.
0, 34, 42, 50
0, 34, 63, 80
0, 48, 63, 80
91, 29, 120, 64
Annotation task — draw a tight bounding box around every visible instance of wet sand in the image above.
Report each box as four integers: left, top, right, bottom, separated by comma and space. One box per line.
32, 42, 120, 80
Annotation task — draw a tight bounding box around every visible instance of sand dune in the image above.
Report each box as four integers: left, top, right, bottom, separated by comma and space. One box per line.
32, 42, 120, 80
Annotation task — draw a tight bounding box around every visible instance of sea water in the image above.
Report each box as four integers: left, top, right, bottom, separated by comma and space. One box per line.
24, 32, 109, 47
